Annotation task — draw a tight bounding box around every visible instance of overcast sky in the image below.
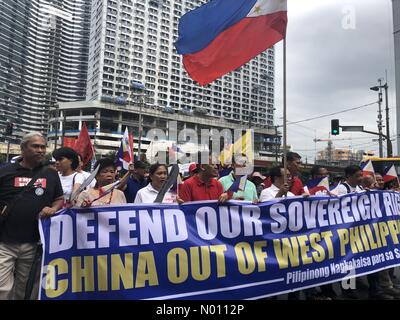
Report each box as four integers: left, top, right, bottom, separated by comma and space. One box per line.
273, 0, 396, 162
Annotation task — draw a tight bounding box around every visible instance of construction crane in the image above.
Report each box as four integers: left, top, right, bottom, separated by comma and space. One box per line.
313, 137, 354, 143
313, 136, 355, 164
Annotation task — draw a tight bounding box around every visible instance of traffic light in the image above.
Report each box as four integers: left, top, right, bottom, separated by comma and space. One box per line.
5, 122, 13, 135
331, 119, 339, 135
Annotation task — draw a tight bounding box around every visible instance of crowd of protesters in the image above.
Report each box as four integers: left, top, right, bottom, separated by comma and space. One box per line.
0, 132, 400, 300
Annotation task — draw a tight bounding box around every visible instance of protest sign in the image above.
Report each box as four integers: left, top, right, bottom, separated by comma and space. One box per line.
39, 191, 400, 300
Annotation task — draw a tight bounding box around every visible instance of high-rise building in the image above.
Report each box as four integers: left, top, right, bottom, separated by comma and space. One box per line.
86, 0, 276, 128
392, 0, 400, 154
45, 0, 280, 161
0, 0, 90, 141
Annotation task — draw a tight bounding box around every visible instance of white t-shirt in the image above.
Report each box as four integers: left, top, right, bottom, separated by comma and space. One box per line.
134, 184, 176, 204
80, 170, 97, 188
336, 182, 364, 196
260, 184, 295, 202
59, 172, 85, 200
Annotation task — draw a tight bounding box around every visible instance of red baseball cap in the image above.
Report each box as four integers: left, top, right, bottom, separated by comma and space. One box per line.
189, 163, 197, 173
252, 172, 266, 180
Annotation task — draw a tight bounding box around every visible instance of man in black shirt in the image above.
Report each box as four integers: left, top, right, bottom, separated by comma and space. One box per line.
0, 132, 63, 300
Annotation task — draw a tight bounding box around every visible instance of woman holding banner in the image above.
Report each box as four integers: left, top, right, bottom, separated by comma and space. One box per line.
76, 158, 126, 207
134, 164, 177, 204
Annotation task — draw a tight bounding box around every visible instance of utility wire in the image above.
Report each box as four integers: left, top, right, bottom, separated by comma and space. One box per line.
277, 101, 378, 127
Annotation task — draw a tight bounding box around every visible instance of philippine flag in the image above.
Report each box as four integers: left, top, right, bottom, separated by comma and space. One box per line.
175, 0, 287, 85
329, 184, 340, 196
383, 164, 398, 183
98, 180, 121, 197
361, 160, 375, 177
228, 175, 248, 193
305, 177, 330, 195
116, 128, 134, 170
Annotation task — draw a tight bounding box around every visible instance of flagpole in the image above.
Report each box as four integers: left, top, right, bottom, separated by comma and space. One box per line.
395, 165, 400, 189
283, 38, 287, 184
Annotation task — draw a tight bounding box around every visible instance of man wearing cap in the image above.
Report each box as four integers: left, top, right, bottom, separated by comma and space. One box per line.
188, 163, 198, 178
120, 160, 148, 203
219, 155, 258, 202
250, 172, 266, 198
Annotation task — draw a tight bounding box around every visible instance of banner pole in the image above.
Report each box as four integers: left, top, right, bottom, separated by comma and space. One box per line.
283, 38, 288, 184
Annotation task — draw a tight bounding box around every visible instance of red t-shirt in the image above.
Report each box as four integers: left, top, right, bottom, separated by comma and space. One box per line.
178, 174, 224, 202
263, 175, 304, 196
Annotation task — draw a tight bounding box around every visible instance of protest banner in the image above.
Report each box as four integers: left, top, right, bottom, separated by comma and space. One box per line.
39, 190, 400, 300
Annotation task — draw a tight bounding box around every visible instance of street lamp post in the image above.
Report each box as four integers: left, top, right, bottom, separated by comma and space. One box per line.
383, 82, 391, 156
53, 103, 60, 151
274, 126, 279, 164
138, 96, 144, 158
377, 85, 384, 158
370, 80, 392, 157
61, 109, 67, 147
91, 111, 100, 168
130, 80, 146, 160
5, 121, 13, 162
94, 110, 100, 148
377, 79, 384, 158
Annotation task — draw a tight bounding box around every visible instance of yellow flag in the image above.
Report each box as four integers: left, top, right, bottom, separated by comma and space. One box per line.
219, 130, 253, 165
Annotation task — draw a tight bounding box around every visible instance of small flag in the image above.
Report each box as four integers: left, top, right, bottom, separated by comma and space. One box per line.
306, 177, 330, 195
169, 143, 184, 154
219, 166, 233, 178
173, 143, 185, 154
90, 155, 97, 172
329, 184, 339, 196
168, 143, 185, 163
116, 127, 134, 170
167, 146, 176, 163
361, 160, 375, 177
63, 137, 76, 148
178, 162, 196, 177
228, 175, 247, 193
74, 122, 94, 167
383, 164, 398, 183
98, 180, 121, 197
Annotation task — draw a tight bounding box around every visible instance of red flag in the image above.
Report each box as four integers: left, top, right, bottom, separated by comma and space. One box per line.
63, 137, 76, 148
74, 122, 94, 166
